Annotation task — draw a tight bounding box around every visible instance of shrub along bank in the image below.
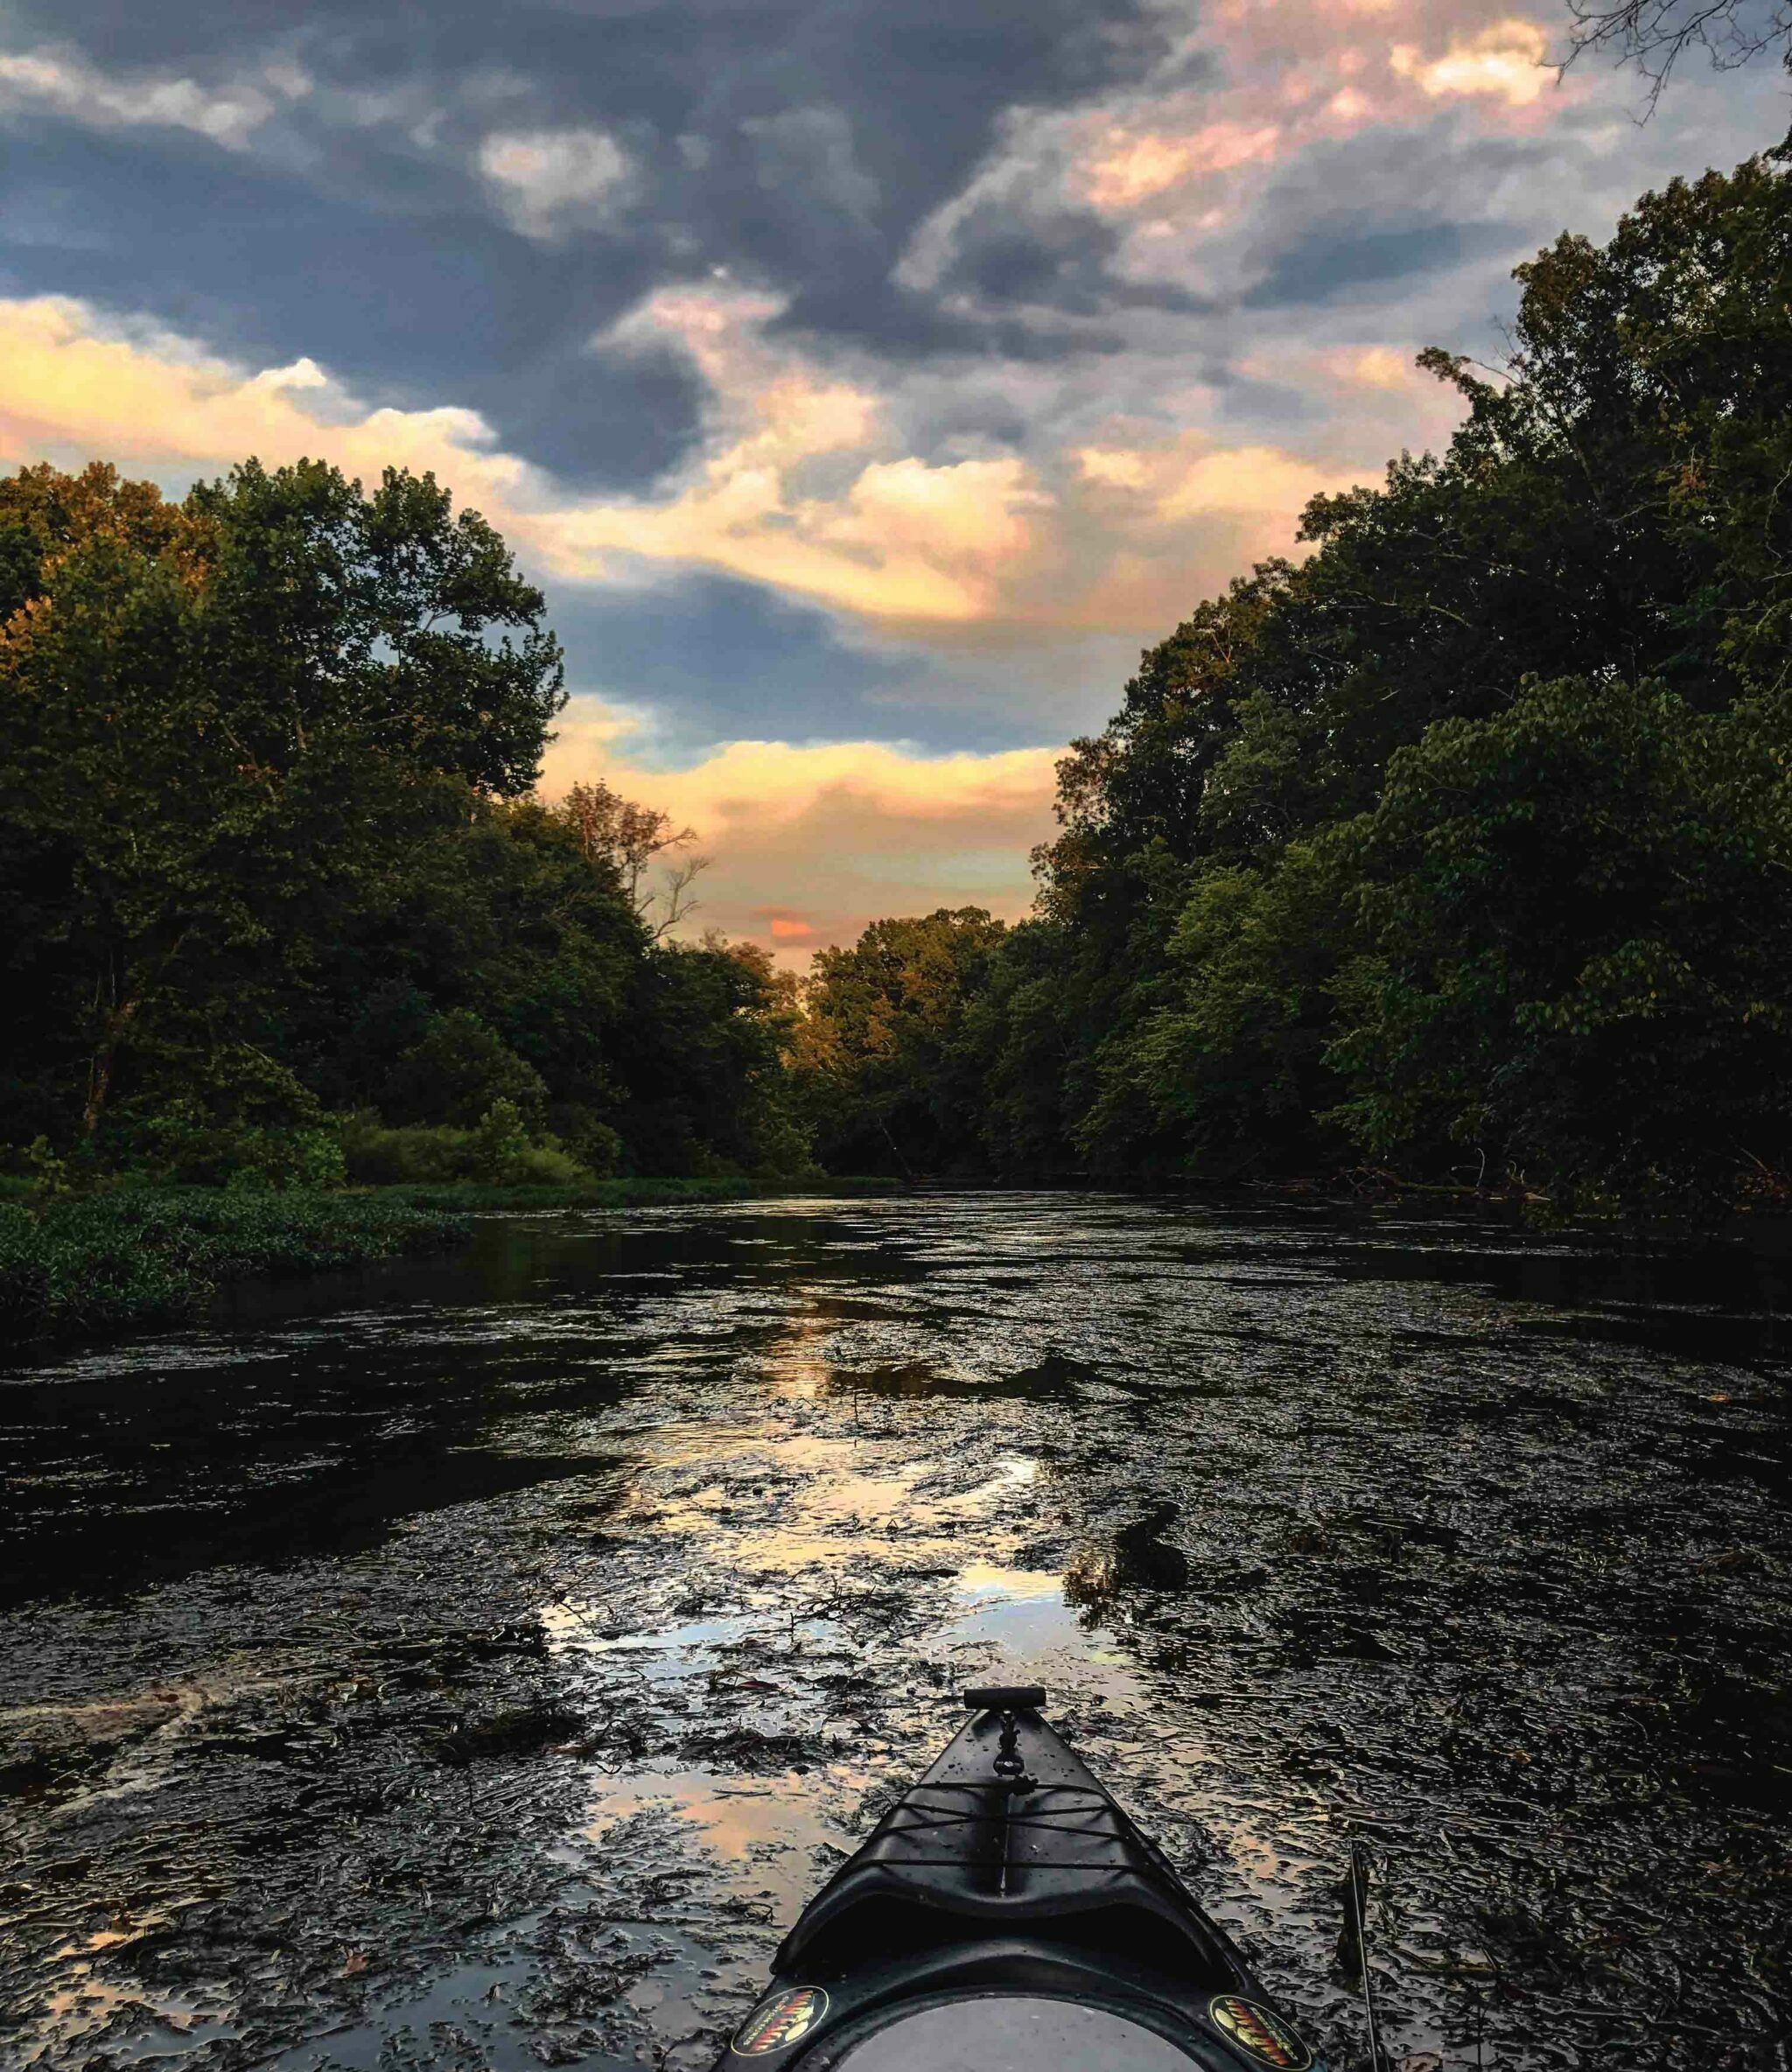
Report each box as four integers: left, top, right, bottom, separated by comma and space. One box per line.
0, 1176, 907, 1351
0, 1189, 471, 1348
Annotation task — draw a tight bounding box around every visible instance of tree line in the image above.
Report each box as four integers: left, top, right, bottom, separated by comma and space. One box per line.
0, 459, 804, 1186
4, 142, 1790, 1214
794, 144, 1792, 1215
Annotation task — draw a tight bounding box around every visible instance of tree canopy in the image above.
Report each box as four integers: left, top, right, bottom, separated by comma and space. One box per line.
0, 458, 803, 1184
7, 141, 1791, 1217
794, 144, 1792, 1214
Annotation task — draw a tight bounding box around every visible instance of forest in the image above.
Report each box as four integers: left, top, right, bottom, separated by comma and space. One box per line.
797, 144, 1792, 1216
4, 143, 1791, 1222
0, 459, 807, 1194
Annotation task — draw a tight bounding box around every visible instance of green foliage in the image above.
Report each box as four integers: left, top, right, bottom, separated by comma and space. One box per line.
547, 1105, 625, 1179
0, 455, 564, 1152
0, 1189, 468, 1347
1080, 838, 1358, 1176
10, 143, 1788, 1221
611, 940, 815, 1178
0, 457, 816, 1194
793, 909, 1007, 1173
381, 1010, 551, 1131
108, 1046, 346, 1188
339, 1104, 591, 1186
956, 144, 1792, 1214
145, 1115, 347, 1192
1323, 676, 1792, 1208
366, 1174, 900, 1211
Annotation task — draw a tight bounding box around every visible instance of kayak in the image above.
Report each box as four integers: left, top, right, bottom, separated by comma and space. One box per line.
712, 1685, 1328, 2070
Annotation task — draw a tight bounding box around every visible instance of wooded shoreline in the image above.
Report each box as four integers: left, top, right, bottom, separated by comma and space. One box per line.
5, 145, 1791, 1227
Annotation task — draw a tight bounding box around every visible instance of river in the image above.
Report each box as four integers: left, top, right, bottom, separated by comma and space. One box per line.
2, 1192, 1788, 2071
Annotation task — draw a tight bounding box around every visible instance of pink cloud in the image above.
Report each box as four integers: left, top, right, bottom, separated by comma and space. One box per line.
540, 720, 1060, 966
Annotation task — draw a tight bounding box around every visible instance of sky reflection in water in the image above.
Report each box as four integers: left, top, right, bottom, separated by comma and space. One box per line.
1, 1193, 1788, 2071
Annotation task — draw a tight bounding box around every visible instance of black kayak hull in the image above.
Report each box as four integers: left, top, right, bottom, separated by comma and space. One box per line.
710, 1692, 1327, 2071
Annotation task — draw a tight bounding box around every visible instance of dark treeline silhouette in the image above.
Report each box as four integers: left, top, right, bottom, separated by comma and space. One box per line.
5, 144, 1790, 1215
0, 459, 805, 1186
798, 144, 1792, 1215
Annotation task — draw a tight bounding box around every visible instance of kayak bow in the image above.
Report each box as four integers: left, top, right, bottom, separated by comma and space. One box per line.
713, 1686, 1326, 2070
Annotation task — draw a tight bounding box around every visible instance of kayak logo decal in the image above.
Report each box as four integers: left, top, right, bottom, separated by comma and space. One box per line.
1208, 1995, 1313, 2069
732, 1986, 830, 2055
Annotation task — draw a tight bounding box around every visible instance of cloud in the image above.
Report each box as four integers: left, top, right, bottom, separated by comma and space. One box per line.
0, 286, 1392, 650
3, 0, 1767, 524
540, 704, 1061, 962
1390, 20, 1554, 106
0, 293, 1059, 960
892, 0, 1576, 332
0, 43, 290, 147
555, 285, 1395, 634
477, 126, 634, 236
0, 295, 530, 514
1082, 121, 1284, 209
742, 107, 880, 226
2, 0, 1784, 953
1336, 343, 1420, 388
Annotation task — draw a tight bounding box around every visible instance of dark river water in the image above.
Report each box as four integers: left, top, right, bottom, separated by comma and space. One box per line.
2, 1193, 1788, 2072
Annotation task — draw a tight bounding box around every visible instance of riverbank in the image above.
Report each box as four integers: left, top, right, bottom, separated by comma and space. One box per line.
0, 1189, 473, 1351
0, 1176, 906, 1354
367, 1174, 902, 1212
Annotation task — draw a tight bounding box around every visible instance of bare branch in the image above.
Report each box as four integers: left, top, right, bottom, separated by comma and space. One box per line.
1560, 0, 1792, 113
557, 777, 702, 913
646, 852, 711, 940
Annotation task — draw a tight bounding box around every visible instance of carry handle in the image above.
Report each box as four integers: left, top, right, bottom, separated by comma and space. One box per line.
961, 1684, 1047, 1712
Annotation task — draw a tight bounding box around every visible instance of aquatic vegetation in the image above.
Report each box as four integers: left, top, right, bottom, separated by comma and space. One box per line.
2, 1197, 1785, 2070
0, 1187, 470, 1347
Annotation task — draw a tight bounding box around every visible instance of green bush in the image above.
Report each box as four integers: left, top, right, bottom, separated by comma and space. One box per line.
105, 1048, 348, 1189
547, 1102, 625, 1178
340, 1102, 592, 1186
123, 1106, 348, 1190
466, 1099, 589, 1185
339, 1112, 469, 1185
382, 1010, 551, 1130
0, 1189, 470, 1346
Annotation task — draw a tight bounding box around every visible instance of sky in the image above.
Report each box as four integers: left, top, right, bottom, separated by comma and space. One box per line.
1, 1, 1786, 960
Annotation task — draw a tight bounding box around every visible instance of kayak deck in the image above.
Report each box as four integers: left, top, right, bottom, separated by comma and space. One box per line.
778, 1701, 1250, 1990
712, 1689, 1327, 2071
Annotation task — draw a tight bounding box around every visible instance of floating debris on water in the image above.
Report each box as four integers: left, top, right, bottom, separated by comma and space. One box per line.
1, 1194, 1788, 2070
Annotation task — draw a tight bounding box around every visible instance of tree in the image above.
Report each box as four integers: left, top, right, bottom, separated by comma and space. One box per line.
991, 145, 1792, 1203
556, 778, 710, 937
0, 456, 828, 1185
1080, 840, 1358, 1178
0, 458, 564, 1147
1326, 676, 1792, 1208
793, 910, 1009, 1173
609, 937, 810, 1176
186, 458, 565, 797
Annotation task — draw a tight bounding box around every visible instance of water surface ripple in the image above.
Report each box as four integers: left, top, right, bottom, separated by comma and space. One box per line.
2, 1193, 1788, 2070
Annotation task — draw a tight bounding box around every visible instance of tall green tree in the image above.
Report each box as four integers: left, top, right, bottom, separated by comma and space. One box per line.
991, 144, 1792, 1204
794, 909, 1008, 1173
0, 458, 565, 1150
1326, 676, 1792, 1207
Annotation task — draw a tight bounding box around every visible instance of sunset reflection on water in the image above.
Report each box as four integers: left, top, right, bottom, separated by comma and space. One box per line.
4, 1194, 1788, 2072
